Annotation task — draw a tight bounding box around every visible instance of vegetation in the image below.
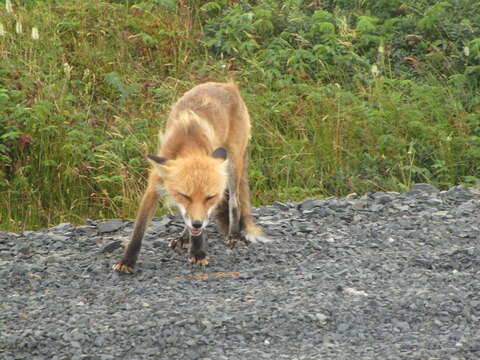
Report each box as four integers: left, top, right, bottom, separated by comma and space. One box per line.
1, 0, 479, 231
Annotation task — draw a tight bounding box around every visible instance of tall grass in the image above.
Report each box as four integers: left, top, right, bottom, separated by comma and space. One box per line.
1, 0, 479, 231
0, 0, 197, 229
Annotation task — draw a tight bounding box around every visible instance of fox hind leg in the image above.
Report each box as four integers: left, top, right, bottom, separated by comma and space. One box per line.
215, 193, 230, 236
220, 149, 270, 246
238, 153, 271, 244
225, 159, 246, 247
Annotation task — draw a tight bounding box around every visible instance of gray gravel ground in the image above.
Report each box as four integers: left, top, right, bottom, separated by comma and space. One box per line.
1, 184, 480, 359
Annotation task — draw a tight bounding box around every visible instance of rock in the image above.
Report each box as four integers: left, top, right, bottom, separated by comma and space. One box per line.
352, 201, 368, 210
455, 200, 478, 217
376, 194, 393, 204
2, 184, 480, 359
315, 313, 329, 322
443, 185, 472, 201
393, 203, 410, 212
411, 183, 439, 193
370, 204, 384, 212
298, 198, 324, 211
426, 198, 443, 207
16, 245, 31, 256
97, 220, 125, 233
51, 223, 73, 231
273, 201, 290, 211
392, 319, 410, 332
152, 216, 172, 228
152, 240, 163, 248
75, 226, 97, 236
51, 241, 65, 250
327, 199, 349, 210
49, 234, 69, 242
100, 240, 123, 253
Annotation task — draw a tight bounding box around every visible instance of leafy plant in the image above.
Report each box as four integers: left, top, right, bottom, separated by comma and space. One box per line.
104, 72, 140, 105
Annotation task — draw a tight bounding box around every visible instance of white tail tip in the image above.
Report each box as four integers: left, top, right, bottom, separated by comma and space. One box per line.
245, 233, 273, 244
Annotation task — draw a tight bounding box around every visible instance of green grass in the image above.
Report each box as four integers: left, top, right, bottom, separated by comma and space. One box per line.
1, 0, 480, 231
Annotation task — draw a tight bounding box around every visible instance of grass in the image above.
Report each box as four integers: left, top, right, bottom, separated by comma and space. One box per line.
1, 0, 479, 231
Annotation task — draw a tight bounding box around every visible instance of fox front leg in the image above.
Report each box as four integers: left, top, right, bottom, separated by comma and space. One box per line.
112, 216, 149, 274
188, 231, 209, 266
112, 177, 160, 274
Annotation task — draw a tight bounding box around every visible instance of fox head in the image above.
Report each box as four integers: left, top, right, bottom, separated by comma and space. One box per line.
147, 147, 228, 236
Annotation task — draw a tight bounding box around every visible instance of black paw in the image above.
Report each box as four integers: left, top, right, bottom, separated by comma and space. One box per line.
169, 233, 190, 252
188, 252, 209, 266
226, 234, 248, 248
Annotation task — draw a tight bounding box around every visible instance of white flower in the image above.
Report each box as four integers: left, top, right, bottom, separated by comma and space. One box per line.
6, 0, 13, 14
15, 20, 22, 34
63, 62, 73, 79
371, 64, 379, 77
0, 23, 5, 36
31, 26, 39, 40
464, 46, 470, 57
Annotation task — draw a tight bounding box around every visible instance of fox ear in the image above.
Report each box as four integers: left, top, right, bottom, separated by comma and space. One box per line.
147, 154, 170, 177
147, 154, 168, 164
211, 147, 227, 161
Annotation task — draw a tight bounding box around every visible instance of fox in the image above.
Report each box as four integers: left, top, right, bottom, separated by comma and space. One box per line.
112, 82, 270, 273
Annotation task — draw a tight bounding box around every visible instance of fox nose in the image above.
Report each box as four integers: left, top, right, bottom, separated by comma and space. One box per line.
192, 221, 202, 229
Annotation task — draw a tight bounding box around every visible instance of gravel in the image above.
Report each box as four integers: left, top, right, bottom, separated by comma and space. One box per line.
1, 184, 480, 359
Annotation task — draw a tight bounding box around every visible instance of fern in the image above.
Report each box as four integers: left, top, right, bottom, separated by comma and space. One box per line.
104, 72, 139, 105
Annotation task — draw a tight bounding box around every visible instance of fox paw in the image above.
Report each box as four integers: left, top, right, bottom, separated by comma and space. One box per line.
169, 238, 190, 251
169, 232, 190, 252
188, 255, 209, 266
226, 235, 247, 248
112, 263, 134, 274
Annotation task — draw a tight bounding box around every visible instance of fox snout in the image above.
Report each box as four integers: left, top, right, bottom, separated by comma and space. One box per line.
176, 203, 213, 236
183, 215, 209, 236
187, 219, 206, 236
192, 221, 202, 229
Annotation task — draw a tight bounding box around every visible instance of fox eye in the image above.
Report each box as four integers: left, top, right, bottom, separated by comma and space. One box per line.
205, 194, 216, 201
178, 193, 192, 201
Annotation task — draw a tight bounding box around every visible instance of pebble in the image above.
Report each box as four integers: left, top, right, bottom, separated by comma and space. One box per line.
97, 220, 125, 233
411, 183, 439, 193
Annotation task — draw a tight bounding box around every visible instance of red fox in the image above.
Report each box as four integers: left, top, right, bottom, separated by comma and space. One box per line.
112, 82, 270, 273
